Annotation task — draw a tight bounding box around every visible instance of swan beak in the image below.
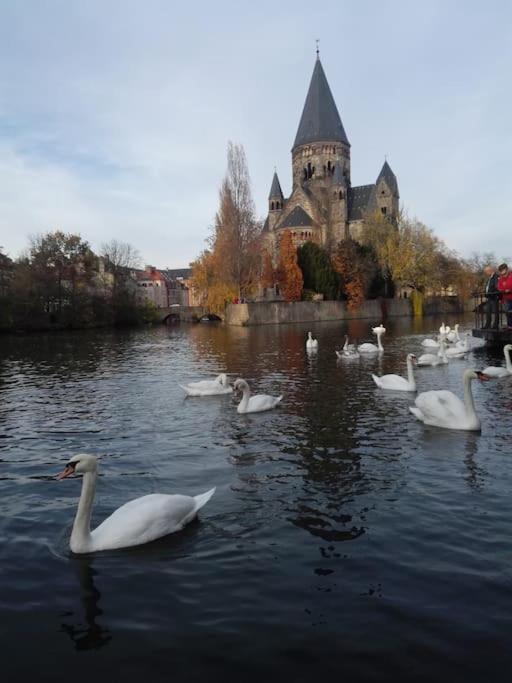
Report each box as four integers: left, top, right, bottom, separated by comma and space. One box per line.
56, 464, 75, 480
476, 372, 490, 382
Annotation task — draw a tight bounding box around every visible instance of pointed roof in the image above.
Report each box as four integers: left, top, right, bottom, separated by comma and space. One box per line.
293, 57, 350, 150
376, 161, 399, 196
268, 171, 284, 200
280, 206, 313, 228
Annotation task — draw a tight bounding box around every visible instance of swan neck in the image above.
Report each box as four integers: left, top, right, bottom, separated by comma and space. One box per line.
377, 334, 383, 351
71, 470, 96, 550
463, 373, 478, 422
239, 384, 250, 411
505, 347, 512, 371
406, 357, 415, 385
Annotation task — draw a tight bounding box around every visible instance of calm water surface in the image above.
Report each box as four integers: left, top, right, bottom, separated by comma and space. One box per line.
1, 316, 511, 682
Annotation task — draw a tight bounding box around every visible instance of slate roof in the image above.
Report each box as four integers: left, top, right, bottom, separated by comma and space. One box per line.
348, 185, 375, 221
268, 171, 284, 199
376, 161, 399, 196
293, 58, 350, 149
280, 206, 313, 228
161, 268, 192, 280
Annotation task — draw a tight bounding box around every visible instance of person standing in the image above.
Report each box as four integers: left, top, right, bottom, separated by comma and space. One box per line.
483, 264, 500, 328
497, 263, 512, 329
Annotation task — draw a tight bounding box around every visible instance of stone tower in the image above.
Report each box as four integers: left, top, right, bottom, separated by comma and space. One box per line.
262, 54, 399, 253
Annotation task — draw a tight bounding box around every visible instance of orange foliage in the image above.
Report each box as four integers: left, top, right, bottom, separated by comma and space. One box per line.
331, 240, 366, 310
277, 231, 303, 301
260, 250, 275, 289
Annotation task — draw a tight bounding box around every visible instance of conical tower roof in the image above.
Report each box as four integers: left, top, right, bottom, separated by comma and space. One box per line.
293, 57, 350, 150
376, 160, 398, 196
268, 171, 284, 200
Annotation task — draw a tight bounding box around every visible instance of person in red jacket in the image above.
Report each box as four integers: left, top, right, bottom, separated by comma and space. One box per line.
497, 263, 512, 329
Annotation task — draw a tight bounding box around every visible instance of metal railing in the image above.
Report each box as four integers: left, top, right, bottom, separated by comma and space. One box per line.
474, 292, 506, 330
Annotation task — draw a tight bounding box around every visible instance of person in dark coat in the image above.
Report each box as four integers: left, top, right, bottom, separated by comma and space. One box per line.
483, 265, 500, 328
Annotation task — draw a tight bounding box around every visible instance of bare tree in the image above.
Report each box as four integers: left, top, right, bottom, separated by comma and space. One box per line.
100, 239, 141, 295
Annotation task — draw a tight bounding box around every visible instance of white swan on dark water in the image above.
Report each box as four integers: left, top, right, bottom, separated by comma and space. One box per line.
57, 454, 215, 553
372, 353, 417, 392
180, 373, 233, 396
233, 378, 282, 414
409, 369, 489, 431
482, 344, 512, 378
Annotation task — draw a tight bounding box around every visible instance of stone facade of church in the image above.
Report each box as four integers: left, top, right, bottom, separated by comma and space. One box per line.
263, 56, 399, 257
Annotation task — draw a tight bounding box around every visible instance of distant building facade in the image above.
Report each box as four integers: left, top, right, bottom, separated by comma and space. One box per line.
263, 55, 399, 256
136, 266, 169, 308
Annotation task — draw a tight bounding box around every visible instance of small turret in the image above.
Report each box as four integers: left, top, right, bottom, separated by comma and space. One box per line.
375, 160, 399, 219
268, 171, 284, 230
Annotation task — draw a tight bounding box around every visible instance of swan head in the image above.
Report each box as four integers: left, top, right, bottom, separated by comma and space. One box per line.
372, 325, 386, 336
307, 332, 313, 339
233, 378, 249, 393
407, 353, 417, 363
56, 453, 98, 480
464, 370, 490, 382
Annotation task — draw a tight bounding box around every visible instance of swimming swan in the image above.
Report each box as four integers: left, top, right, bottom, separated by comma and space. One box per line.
306, 332, 318, 350
358, 327, 385, 354
372, 353, 417, 391
409, 369, 489, 431
180, 373, 233, 396
56, 454, 215, 554
417, 339, 448, 366
233, 379, 282, 414
482, 344, 512, 378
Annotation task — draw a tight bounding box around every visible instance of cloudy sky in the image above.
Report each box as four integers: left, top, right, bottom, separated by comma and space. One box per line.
0, 0, 511, 267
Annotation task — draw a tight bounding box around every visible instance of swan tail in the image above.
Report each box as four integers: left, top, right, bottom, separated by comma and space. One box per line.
179, 384, 191, 396
409, 406, 423, 422
371, 374, 380, 387
194, 487, 216, 512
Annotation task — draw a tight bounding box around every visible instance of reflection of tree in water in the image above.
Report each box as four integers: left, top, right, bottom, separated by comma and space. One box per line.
60, 559, 112, 651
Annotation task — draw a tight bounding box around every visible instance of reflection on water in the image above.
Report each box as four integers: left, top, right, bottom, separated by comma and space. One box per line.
1, 315, 512, 681
60, 560, 112, 651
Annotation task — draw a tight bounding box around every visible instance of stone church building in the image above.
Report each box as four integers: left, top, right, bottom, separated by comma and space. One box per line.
263, 55, 399, 255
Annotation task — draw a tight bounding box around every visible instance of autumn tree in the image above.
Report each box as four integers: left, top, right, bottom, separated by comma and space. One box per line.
276, 231, 303, 301
191, 142, 261, 311
331, 240, 374, 310
260, 249, 275, 290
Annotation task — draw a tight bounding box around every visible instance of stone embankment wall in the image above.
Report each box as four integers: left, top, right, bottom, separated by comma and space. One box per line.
224, 299, 411, 326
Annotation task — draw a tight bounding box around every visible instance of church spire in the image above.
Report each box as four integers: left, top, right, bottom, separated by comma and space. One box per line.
268, 171, 284, 200
293, 57, 349, 150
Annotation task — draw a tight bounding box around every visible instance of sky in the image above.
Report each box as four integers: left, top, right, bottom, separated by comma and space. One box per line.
0, 0, 511, 268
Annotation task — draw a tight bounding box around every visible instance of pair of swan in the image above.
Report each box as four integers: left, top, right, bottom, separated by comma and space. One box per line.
358, 325, 385, 354
306, 332, 318, 351
410, 369, 489, 431
57, 454, 215, 554
180, 373, 233, 396
372, 353, 417, 391
482, 344, 512, 378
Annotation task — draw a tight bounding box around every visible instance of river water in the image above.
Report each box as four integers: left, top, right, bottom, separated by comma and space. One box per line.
1, 316, 511, 682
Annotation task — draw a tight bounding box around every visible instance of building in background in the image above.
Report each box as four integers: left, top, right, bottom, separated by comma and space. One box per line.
263, 54, 399, 255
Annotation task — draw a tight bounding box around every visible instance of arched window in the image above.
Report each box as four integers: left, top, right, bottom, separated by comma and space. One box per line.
271, 201, 274, 210
339, 190, 343, 200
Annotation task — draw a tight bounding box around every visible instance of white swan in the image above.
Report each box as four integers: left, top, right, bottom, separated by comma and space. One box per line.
358, 328, 385, 354
233, 378, 282, 414
306, 332, 318, 351
56, 454, 215, 554
482, 344, 512, 378
418, 339, 448, 366
421, 337, 440, 349
409, 369, 489, 431
445, 335, 469, 359
446, 324, 460, 343
179, 373, 233, 396
439, 322, 451, 335
372, 353, 417, 391
343, 335, 356, 353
